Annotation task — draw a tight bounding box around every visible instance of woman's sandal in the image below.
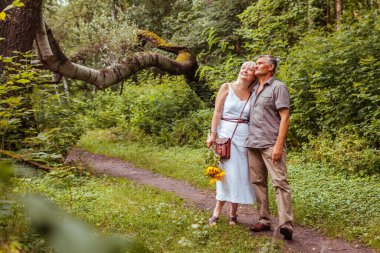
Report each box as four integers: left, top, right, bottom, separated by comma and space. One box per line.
208, 215, 218, 226
229, 216, 238, 226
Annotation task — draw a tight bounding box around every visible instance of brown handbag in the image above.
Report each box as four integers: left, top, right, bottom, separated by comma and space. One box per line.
215, 137, 232, 159
214, 92, 251, 159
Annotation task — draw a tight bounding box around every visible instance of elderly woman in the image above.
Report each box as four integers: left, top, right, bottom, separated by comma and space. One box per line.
206, 61, 256, 226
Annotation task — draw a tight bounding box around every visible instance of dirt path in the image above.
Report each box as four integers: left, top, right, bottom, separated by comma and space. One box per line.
66, 148, 374, 253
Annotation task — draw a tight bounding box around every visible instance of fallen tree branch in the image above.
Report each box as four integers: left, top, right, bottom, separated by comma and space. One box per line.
0, 150, 51, 172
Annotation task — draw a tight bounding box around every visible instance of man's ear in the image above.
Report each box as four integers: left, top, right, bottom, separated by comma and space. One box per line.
268, 64, 275, 72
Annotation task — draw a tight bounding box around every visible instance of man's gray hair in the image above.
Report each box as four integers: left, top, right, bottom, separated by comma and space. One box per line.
258, 55, 278, 73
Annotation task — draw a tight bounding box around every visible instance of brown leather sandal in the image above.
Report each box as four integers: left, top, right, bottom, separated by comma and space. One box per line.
208, 215, 218, 226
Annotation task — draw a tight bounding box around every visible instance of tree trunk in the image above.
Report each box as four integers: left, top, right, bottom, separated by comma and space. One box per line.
335, 0, 343, 30
0, 0, 43, 70
326, 0, 332, 30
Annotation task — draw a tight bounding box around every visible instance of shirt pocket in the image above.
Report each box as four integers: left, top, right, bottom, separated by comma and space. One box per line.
261, 95, 274, 106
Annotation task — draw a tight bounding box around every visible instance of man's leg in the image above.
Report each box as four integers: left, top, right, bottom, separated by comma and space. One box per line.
261, 147, 293, 232
248, 148, 270, 226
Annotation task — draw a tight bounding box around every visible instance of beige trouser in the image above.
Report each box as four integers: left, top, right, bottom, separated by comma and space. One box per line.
248, 146, 293, 229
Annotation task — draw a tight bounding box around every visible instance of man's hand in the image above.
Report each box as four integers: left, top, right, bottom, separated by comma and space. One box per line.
272, 143, 283, 163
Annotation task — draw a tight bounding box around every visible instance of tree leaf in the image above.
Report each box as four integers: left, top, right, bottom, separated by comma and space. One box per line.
0, 12, 6, 21
15, 78, 30, 84
13, 2, 24, 8
11, 0, 23, 7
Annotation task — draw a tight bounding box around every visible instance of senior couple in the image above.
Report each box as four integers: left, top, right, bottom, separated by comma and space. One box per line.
206, 55, 293, 240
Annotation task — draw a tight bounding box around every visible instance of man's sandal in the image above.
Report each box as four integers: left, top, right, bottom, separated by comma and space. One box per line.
208, 215, 218, 226
229, 216, 238, 226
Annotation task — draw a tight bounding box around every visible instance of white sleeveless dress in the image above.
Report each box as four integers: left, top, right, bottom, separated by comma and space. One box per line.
216, 83, 256, 204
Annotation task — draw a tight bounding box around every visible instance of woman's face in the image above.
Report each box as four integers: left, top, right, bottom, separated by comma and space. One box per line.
239, 62, 256, 81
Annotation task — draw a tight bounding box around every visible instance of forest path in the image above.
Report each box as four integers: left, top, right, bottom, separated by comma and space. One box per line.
66, 148, 374, 253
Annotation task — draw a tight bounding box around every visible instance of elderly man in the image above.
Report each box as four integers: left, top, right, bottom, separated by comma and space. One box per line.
246, 55, 293, 240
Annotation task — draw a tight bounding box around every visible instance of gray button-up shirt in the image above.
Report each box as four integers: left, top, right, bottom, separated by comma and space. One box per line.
245, 77, 290, 149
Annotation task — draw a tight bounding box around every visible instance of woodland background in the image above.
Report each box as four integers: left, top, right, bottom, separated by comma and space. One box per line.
0, 0, 379, 252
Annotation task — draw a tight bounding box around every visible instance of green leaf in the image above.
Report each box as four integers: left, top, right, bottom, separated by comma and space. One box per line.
11, 0, 24, 7
0, 12, 6, 21
15, 79, 31, 84
13, 2, 24, 8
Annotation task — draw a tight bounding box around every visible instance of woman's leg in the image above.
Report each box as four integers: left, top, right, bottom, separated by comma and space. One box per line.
230, 202, 238, 217
209, 200, 226, 226
213, 200, 226, 217
229, 202, 239, 225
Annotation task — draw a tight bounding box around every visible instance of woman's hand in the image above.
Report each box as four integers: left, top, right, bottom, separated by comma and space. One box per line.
206, 133, 216, 148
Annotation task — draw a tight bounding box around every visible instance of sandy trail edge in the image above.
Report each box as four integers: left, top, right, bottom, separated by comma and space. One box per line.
66, 148, 374, 253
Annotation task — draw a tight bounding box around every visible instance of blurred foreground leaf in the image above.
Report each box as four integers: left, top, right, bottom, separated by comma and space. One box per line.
25, 195, 151, 253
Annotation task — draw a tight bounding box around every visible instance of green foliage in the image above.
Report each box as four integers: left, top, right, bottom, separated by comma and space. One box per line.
236, 0, 329, 59
80, 88, 139, 130
0, 52, 45, 150
197, 56, 247, 92
169, 109, 212, 147
78, 74, 207, 147
0, 0, 24, 21
46, 0, 137, 64
280, 14, 380, 154
0, 52, 86, 162
302, 129, 380, 175
163, 0, 250, 54
130, 76, 202, 141
288, 158, 380, 248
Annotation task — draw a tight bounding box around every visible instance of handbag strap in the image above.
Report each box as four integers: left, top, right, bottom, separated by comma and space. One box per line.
230, 91, 252, 140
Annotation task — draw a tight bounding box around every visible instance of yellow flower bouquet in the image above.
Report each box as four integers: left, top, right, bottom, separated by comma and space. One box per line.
205, 166, 225, 184
204, 148, 225, 184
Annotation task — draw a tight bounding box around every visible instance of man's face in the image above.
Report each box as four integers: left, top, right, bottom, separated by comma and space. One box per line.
255, 57, 274, 76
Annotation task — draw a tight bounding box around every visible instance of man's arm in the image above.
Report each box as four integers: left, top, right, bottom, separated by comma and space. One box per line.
272, 108, 290, 163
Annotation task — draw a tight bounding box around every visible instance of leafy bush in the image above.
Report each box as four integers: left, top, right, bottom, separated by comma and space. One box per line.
280, 14, 380, 150
237, 0, 311, 58
129, 75, 203, 140
79, 88, 139, 130
0, 52, 86, 161
166, 108, 213, 147
302, 128, 380, 175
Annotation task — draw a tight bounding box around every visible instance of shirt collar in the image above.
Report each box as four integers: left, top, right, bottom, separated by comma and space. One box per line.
266, 77, 275, 86
252, 77, 275, 92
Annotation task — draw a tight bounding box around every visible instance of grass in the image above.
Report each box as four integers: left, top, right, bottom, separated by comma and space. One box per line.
3, 164, 283, 253
79, 129, 380, 249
